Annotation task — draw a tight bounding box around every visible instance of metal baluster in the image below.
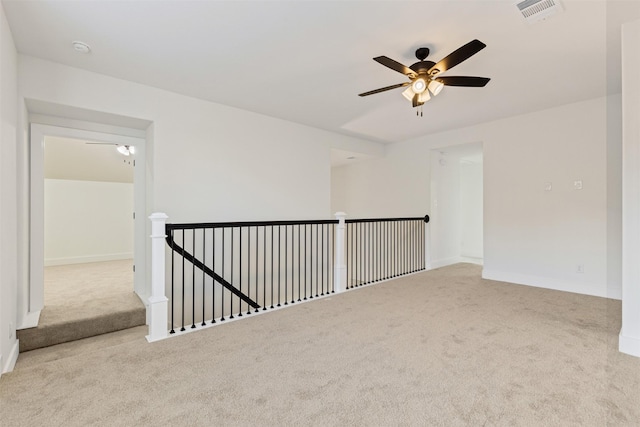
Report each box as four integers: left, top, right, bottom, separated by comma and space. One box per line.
181, 230, 185, 331
298, 224, 301, 302
277, 226, 281, 307
221, 228, 225, 321
270, 225, 274, 309
331, 223, 335, 293
291, 225, 300, 304
170, 228, 175, 334
201, 228, 206, 327
316, 224, 320, 297
238, 227, 243, 317
230, 227, 234, 319
251, 226, 257, 314
247, 227, 253, 314
320, 224, 324, 295
191, 229, 196, 329
366, 222, 370, 285
305, 224, 309, 300
263, 226, 267, 311
286, 224, 291, 304
345, 222, 349, 289
394, 221, 398, 278
212, 228, 216, 323
309, 224, 313, 299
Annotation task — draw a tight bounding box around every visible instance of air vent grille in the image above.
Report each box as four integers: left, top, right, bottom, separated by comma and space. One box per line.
516, 0, 563, 24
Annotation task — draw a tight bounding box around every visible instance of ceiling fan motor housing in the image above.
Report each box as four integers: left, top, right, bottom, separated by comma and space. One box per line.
410, 60, 436, 76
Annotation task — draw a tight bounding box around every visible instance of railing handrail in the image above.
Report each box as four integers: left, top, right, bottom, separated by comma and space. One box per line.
346, 216, 429, 224
166, 218, 338, 230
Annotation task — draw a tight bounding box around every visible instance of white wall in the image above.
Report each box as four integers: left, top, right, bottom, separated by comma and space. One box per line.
18, 55, 383, 223
44, 179, 134, 265
332, 96, 620, 299
620, 19, 640, 357
460, 161, 483, 259
430, 151, 461, 267
330, 141, 430, 218
0, 2, 19, 375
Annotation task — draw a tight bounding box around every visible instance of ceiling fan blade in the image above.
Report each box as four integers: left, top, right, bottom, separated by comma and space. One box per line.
358, 82, 410, 97
428, 39, 486, 75
373, 56, 416, 77
436, 76, 490, 87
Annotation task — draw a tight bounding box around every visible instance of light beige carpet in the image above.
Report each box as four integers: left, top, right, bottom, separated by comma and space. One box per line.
17, 259, 145, 351
2, 263, 640, 426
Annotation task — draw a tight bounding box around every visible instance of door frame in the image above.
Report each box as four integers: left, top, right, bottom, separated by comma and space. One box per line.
21, 123, 146, 329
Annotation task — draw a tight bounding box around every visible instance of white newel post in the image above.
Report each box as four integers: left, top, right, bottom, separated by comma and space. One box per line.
147, 212, 169, 343
334, 212, 347, 293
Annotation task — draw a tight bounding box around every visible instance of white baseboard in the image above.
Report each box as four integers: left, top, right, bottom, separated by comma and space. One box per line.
607, 287, 622, 300
429, 256, 484, 269
619, 333, 640, 358
45, 253, 133, 266
459, 256, 483, 265
430, 257, 462, 269
17, 310, 41, 330
482, 269, 609, 299
2, 340, 19, 374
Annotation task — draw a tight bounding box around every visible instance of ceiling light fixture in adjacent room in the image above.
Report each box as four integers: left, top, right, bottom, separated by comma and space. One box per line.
117, 145, 135, 156
72, 41, 91, 54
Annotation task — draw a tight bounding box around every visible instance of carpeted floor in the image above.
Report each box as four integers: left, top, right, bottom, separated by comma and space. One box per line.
2, 263, 639, 426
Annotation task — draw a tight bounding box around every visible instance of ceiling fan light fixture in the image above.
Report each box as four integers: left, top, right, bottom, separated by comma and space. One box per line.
401, 86, 415, 101
418, 91, 431, 104
411, 78, 427, 93
117, 145, 130, 156
428, 79, 444, 96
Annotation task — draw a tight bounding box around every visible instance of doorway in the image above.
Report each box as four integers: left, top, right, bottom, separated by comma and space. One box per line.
43, 135, 134, 311
22, 124, 146, 329
429, 142, 483, 268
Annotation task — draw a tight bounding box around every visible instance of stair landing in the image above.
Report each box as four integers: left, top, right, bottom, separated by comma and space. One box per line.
17, 293, 145, 352
17, 259, 146, 352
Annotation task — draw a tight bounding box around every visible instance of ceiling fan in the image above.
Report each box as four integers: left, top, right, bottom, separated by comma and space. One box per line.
85, 142, 136, 156
358, 39, 490, 114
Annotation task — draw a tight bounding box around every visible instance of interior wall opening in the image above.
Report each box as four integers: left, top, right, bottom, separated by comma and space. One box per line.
429, 142, 483, 269
43, 135, 134, 310
22, 122, 147, 330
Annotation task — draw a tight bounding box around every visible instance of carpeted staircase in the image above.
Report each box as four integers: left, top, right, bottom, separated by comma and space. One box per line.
17, 292, 146, 352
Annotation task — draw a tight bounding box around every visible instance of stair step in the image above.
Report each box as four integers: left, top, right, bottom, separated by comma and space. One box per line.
14, 325, 147, 372
17, 293, 146, 352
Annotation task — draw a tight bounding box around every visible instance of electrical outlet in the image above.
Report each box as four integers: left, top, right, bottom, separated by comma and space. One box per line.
574, 180, 583, 190
544, 182, 552, 192
577, 264, 584, 273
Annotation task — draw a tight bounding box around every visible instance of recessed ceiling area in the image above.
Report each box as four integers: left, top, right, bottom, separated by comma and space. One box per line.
3, 1, 640, 144
44, 136, 134, 183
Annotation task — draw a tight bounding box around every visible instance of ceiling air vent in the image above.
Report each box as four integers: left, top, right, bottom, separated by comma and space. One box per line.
516, 0, 563, 24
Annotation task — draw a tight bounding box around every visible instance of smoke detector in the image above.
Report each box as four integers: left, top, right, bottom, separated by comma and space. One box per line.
515, 0, 563, 24
72, 41, 91, 54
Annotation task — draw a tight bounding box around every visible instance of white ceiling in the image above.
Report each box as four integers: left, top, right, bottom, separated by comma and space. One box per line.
3, 1, 640, 145
45, 136, 134, 183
